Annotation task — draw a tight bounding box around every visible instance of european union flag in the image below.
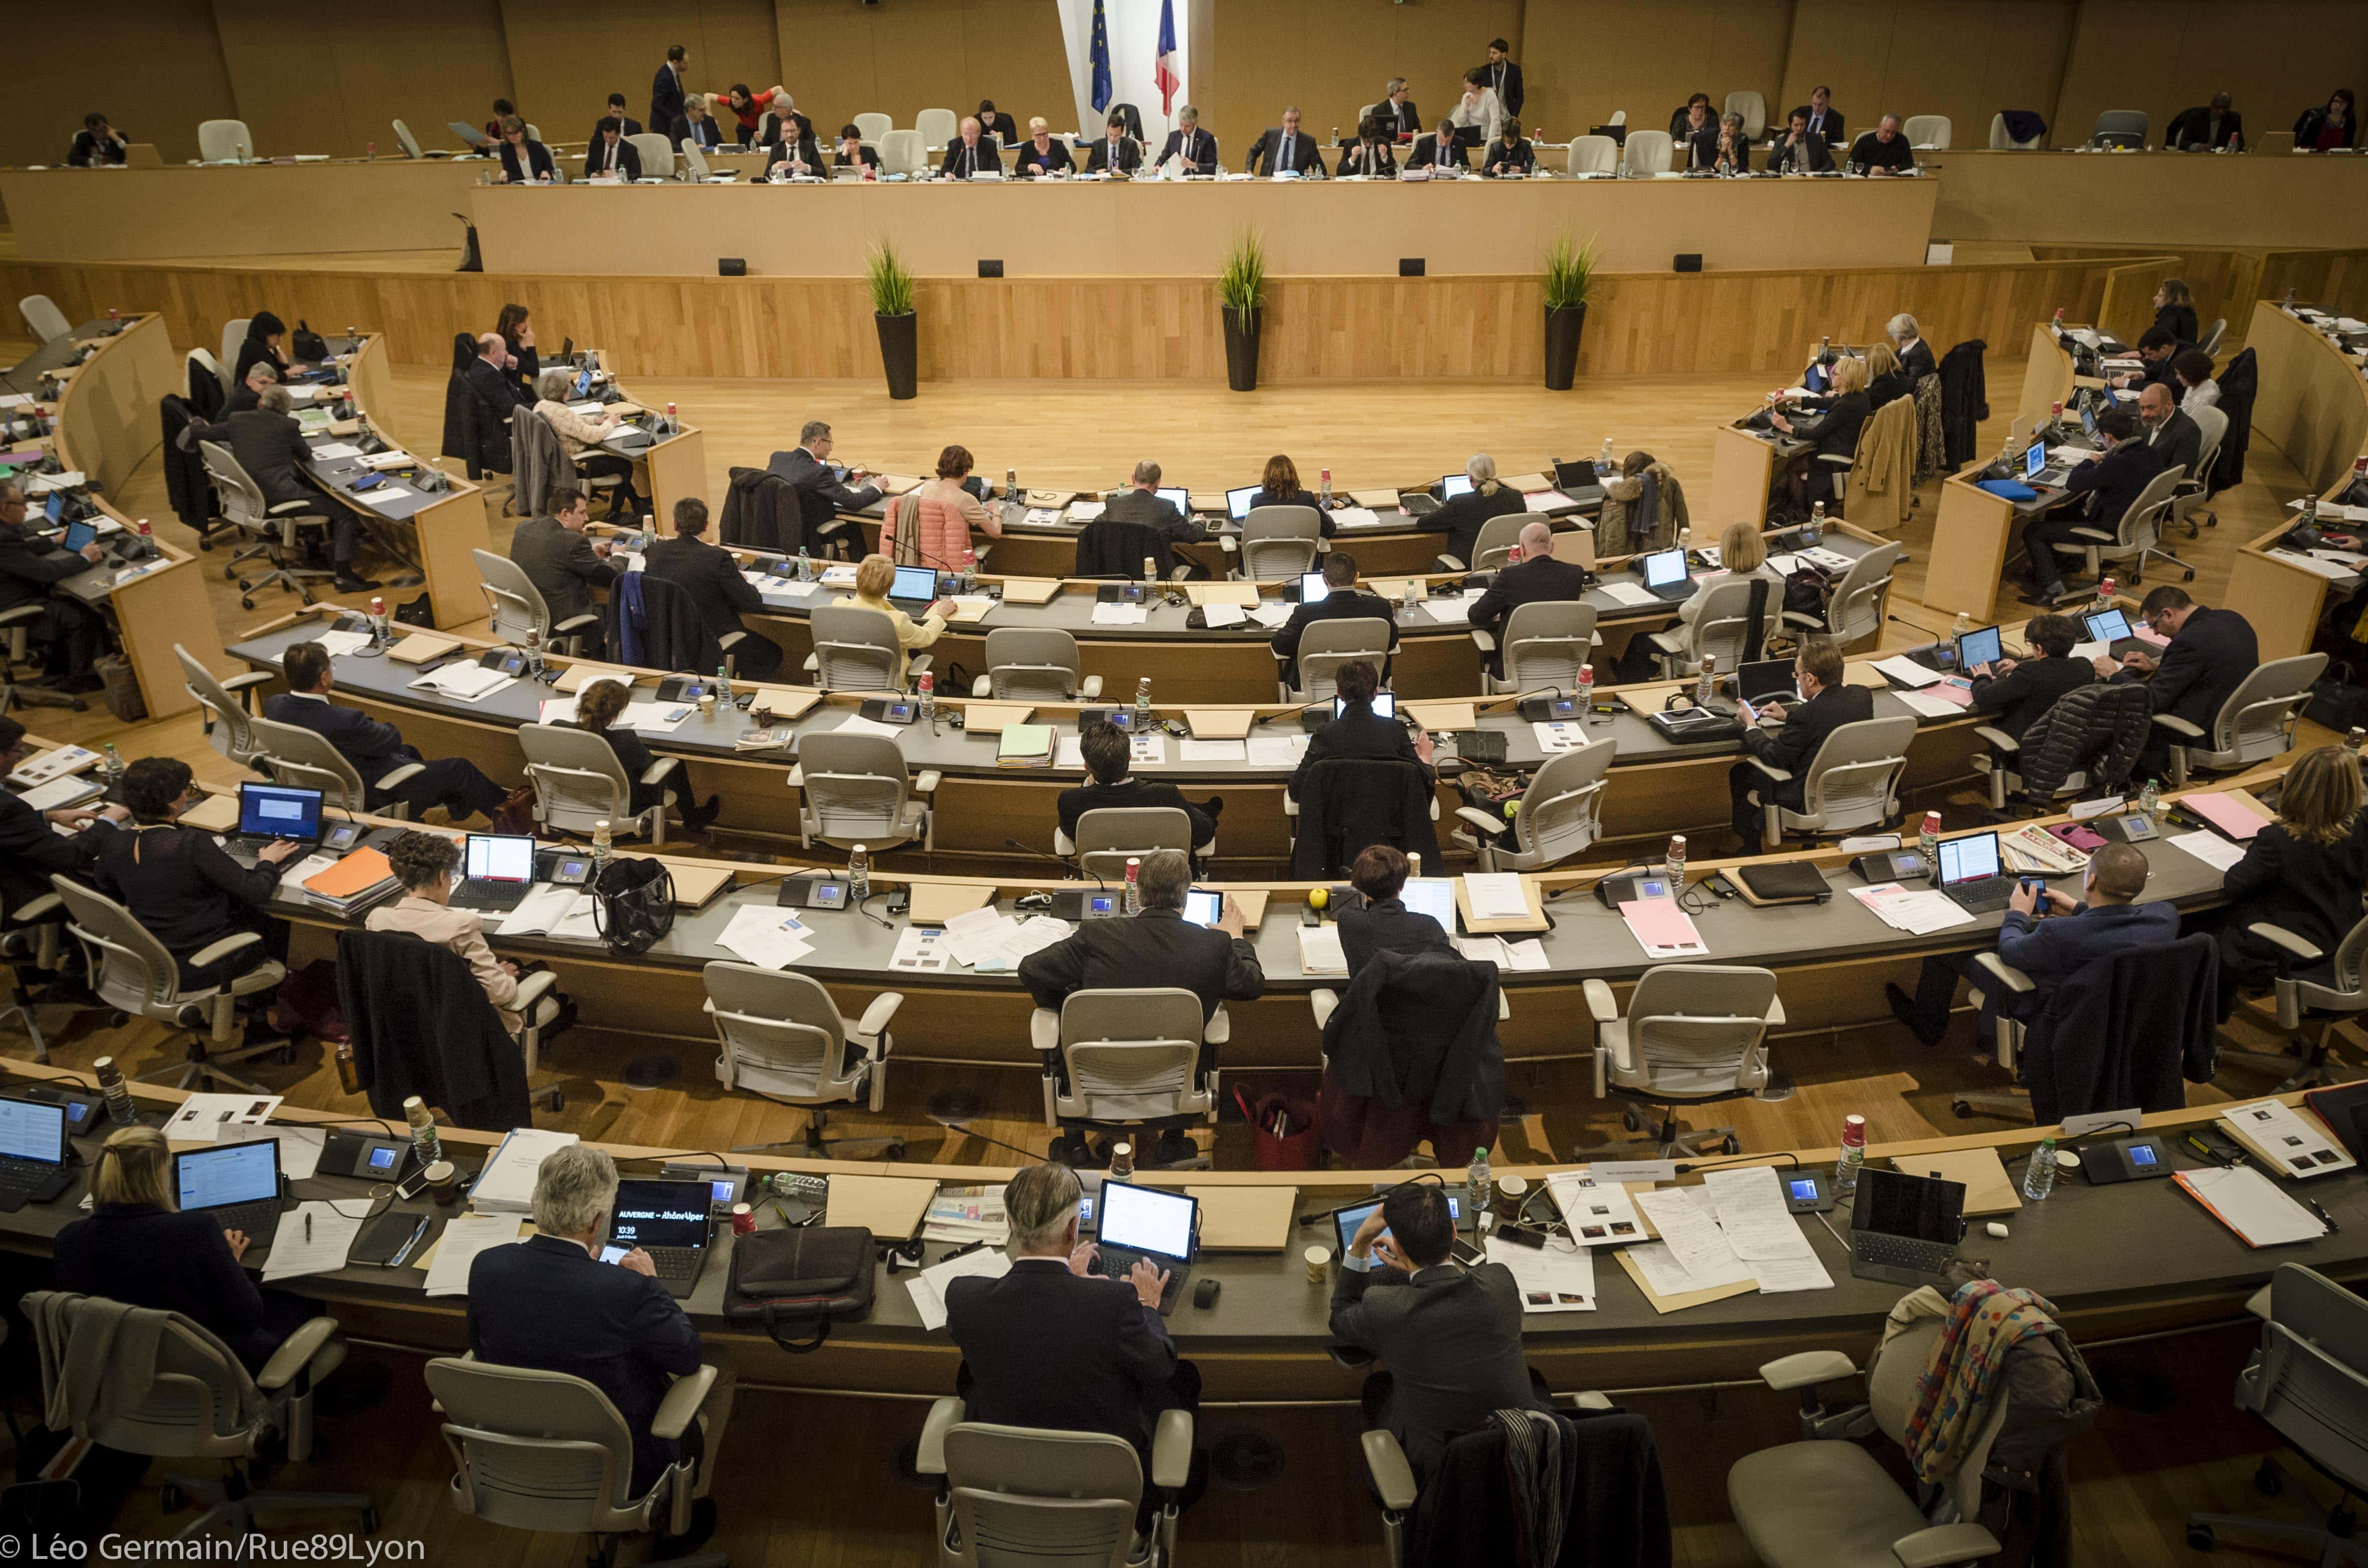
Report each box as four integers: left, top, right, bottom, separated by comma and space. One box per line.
1090, 0, 1112, 114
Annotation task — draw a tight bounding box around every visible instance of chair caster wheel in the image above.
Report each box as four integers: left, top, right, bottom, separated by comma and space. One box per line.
886, 1141, 907, 1161
1952, 1099, 1972, 1119
1621, 1109, 1641, 1133
241, 597, 255, 610
1721, 1135, 1741, 1155
275, 1044, 296, 1064
545, 1088, 564, 1111
109, 1011, 128, 1028
198, 535, 213, 552
298, 591, 315, 606
159, 1483, 185, 1512
2188, 1524, 2214, 1551
2256, 1459, 2284, 1496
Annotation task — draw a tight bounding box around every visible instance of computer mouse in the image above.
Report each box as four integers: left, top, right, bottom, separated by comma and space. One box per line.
1193, 1278, 1221, 1309
1985, 1222, 2010, 1240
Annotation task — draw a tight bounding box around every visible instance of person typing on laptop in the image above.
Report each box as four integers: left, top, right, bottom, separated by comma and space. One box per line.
92, 757, 293, 994
1336, 845, 1455, 977
1728, 637, 1872, 854
1966, 613, 2094, 742
828, 553, 953, 687
1886, 841, 2172, 1049
2021, 408, 2160, 601
1271, 552, 1398, 692
364, 831, 524, 1032
2099, 585, 2260, 782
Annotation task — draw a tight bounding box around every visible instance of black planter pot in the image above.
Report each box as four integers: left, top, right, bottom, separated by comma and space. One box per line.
876, 311, 918, 400
1222, 305, 1262, 392
1543, 303, 1586, 390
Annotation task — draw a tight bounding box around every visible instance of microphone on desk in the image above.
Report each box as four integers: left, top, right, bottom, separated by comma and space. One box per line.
1885, 610, 1953, 641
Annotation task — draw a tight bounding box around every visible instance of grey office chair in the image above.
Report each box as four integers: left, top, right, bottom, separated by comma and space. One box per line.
1480, 599, 1597, 694
1235, 505, 1322, 581
1451, 735, 1615, 871
198, 119, 254, 163
628, 132, 674, 179
2190, 1264, 2368, 1562
1725, 91, 1768, 140
1952, 951, 2047, 1122
2154, 652, 2327, 786
1034, 988, 1223, 1169
1433, 514, 1524, 574
1621, 129, 1673, 175
0, 603, 84, 714
2172, 403, 2228, 536
249, 714, 422, 818
0, 887, 68, 1062
473, 548, 601, 655
1743, 714, 1918, 847
1990, 112, 2046, 150
392, 119, 425, 159
807, 604, 927, 693
853, 112, 893, 144
17, 296, 70, 345
791, 731, 938, 852
518, 721, 675, 844
51, 876, 288, 1092
1280, 617, 1393, 703
916, 1399, 1193, 1568
1781, 541, 1902, 649
26, 1293, 366, 1538
176, 642, 275, 768
2090, 110, 2149, 149
1565, 135, 1618, 174
2200, 317, 2229, 356
426, 1357, 724, 1567
2216, 907, 2368, 1090
706, 961, 905, 1160
881, 130, 925, 176
219, 318, 252, 387
969, 627, 1103, 701
1902, 114, 1952, 150
1056, 806, 1211, 879
199, 440, 333, 610
1586, 965, 1782, 1157
1360, 1392, 1617, 1568
680, 144, 737, 184
1647, 575, 1774, 679
2048, 463, 2189, 593
915, 108, 959, 150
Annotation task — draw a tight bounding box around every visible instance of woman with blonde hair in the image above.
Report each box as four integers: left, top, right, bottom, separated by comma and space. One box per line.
1417, 452, 1526, 570
832, 554, 954, 685
2153, 278, 2199, 346
2214, 745, 2368, 1019
1771, 354, 1870, 513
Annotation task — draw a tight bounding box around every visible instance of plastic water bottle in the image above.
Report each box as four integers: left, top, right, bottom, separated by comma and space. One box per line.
1596, 437, 1616, 477
1805, 502, 1825, 545
2022, 1137, 2060, 1202
1834, 1114, 1867, 1197
1142, 554, 1157, 594
1403, 576, 1418, 608
1466, 1146, 1492, 1229
1694, 656, 1715, 708
714, 662, 733, 705
2095, 576, 2116, 611
961, 549, 977, 595
1135, 677, 1152, 730
1576, 664, 1596, 720
524, 628, 543, 678
848, 844, 871, 904
1666, 834, 1687, 887
2138, 777, 2160, 823
1123, 856, 1142, 914
917, 671, 935, 724
101, 744, 122, 783
93, 1057, 136, 1127
404, 1096, 443, 1168
1919, 810, 1942, 877
591, 819, 613, 874
1006, 466, 1018, 503
1319, 467, 1332, 507
798, 547, 812, 582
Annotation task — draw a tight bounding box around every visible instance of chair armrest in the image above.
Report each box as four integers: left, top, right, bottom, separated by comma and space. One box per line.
1646, 629, 1686, 655
1759, 1350, 1859, 1391
718, 630, 748, 651
1744, 757, 1791, 782
2067, 527, 2113, 542
254, 1316, 341, 1391
1360, 1428, 1419, 1512
373, 762, 428, 792
1078, 676, 1104, 699
1973, 726, 2020, 753
1454, 806, 1509, 838
1765, 994, 1787, 1027
1891, 1523, 2001, 1568
649, 1364, 718, 1441
908, 654, 932, 679
1972, 952, 2035, 993
1560, 1390, 1616, 1412
0, 604, 45, 627
1817, 454, 1854, 467
1218, 536, 1238, 553
1780, 610, 1824, 628
10, 893, 62, 924
513, 970, 559, 1011
220, 670, 275, 692
2150, 714, 2206, 738
187, 931, 264, 970
970, 676, 992, 698
1469, 629, 1496, 652
1282, 794, 1300, 816
1030, 1008, 1060, 1053
638, 756, 682, 786
267, 500, 327, 516
1310, 988, 1340, 1030
2247, 923, 2325, 963
785, 763, 803, 789
1581, 978, 1619, 1024
802, 654, 819, 674
855, 992, 905, 1041
913, 769, 942, 795
1151, 1408, 1194, 1491
553, 613, 602, 633
916, 1396, 963, 1478
1435, 554, 1469, 573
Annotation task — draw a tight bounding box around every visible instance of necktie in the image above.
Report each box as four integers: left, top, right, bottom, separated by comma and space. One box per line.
1281, 135, 1291, 172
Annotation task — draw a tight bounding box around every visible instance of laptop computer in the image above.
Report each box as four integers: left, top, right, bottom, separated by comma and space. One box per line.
1225, 486, 1262, 523
61, 519, 97, 555
172, 1139, 286, 1249
1092, 1180, 1196, 1314
1636, 548, 1694, 601
1847, 1167, 1965, 1286
1440, 474, 1474, 501
886, 563, 940, 610
1548, 460, 1608, 505
1297, 571, 1330, 605
1934, 831, 2016, 914
1955, 623, 2004, 672
2025, 439, 2070, 490
1399, 877, 1459, 934
1737, 657, 1804, 709
448, 833, 537, 913
0, 1096, 72, 1211
1327, 1192, 1480, 1263
1154, 487, 1192, 515
1335, 692, 1396, 721
2083, 606, 2150, 659
223, 782, 325, 867
601, 1178, 718, 1298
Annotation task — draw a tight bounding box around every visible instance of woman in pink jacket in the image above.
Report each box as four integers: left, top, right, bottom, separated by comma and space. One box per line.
884, 444, 1003, 572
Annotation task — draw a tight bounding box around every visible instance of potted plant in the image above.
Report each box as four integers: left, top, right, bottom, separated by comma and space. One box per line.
868, 240, 918, 400
1217, 229, 1267, 393
1542, 233, 1599, 391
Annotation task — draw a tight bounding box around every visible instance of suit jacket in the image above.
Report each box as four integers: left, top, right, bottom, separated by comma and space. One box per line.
1248, 127, 1326, 177
1020, 907, 1264, 1027
2223, 818, 2368, 959
1329, 1260, 1542, 1473
1671, 120, 1719, 168
2147, 409, 2204, 483
189, 409, 313, 507
2060, 437, 2163, 528
1056, 777, 1214, 850
1793, 390, 1871, 463
581, 137, 641, 181
0, 786, 104, 905
591, 115, 646, 141
261, 691, 420, 784
1851, 131, 1915, 172
497, 139, 554, 184
509, 514, 617, 623
1769, 132, 1833, 173
1968, 654, 2094, 742
1337, 897, 1453, 977
979, 111, 1020, 143
1996, 900, 2181, 994
642, 535, 764, 646
1405, 135, 1468, 171
468, 1234, 703, 1497
0, 523, 98, 615
1468, 557, 1592, 668
650, 62, 687, 132
938, 137, 1001, 179
767, 445, 882, 535
464, 354, 527, 424
1154, 127, 1218, 174
1741, 683, 1876, 805
1379, 99, 1421, 138
1487, 60, 1523, 119
2167, 105, 2243, 150
2296, 106, 2358, 150
54, 1204, 279, 1371
2119, 604, 2257, 732
945, 1257, 1174, 1452
1272, 591, 1398, 688
1013, 139, 1073, 176
1291, 706, 1427, 798
1797, 105, 1844, 144
1100, 487, 1204, 545
1895, 337, 1938, 385
1418, 482, 1527, 568
1086, 136, 1143, 173
762, 136, 826, 175
672, 114, 723, 150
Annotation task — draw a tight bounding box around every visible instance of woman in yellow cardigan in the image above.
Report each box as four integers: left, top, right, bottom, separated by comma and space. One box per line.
831, 553, 954, 686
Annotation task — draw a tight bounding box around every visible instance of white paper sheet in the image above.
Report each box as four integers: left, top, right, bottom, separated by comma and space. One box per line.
1129, 733, 1168, 766
216, 1123, 325, 1181
1090, 602, 1150, 625
1178, 739, 1246, 763
1633, 1188, 1755, 1289
1200, 602, 1247, 628
8, 746, 98, 787
715, 905, 816, 971
1490, 1237, 1597, 1311
1246, 603, 1295, 629
2225, 1099, 2357, 1176
1546, 1170, 1649, 1248
1246, 735, 1309, 767
906, 1246, 1014, 1330
890, 925, 954, 972
1055, 734, 1086, 769
2180, 1165, 2326, 1246
2167, 829, 2248, 872
355, 487, 414, 511
1701, 1168, 1819, 1261
619, 700, 691, 733
1871, 655, 1947, 688
1501, 938, 1550, 971
261, 1201, 365, 1282
1850, 883, 1977, 935
834, 715, 905, 740
469, 1129, 578, 1213
1330, 506, 1384, 529
1462, 872, 1529, 921
310, 442, 362, 460
423, 1215, 527, 1297
1532, 721, 1586, 753
16, 775, 102, 812
1297, 924, 1347, 975
1422, 595, 1475, 624
1894, 689, 1962, 719
497, 886, 591, 937
309, 629, 374, 659
1597, 581, 1661, 607
165, 1093, 281, 1138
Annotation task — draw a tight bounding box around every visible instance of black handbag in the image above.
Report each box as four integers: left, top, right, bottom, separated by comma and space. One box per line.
291, 319, 330, 362
593, 857, 674, 957
722, 1225, 876, 1351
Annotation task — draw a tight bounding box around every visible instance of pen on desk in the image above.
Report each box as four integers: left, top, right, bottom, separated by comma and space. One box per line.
387, 1215, 430, 1268
304, 1212, 312, 1244
2308, 1197, 2339, 1234
941, 1237, 990, 1263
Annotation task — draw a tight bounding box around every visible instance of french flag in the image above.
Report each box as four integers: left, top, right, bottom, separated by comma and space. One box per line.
1153, 0, 1180, 116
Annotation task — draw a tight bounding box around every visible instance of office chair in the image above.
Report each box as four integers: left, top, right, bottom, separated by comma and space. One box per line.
1902, 114, 1951, 149
1431, 514, 1523, 574
2190, 1263, 2368, 1562
706, 962, 905, 1160
518, 721, 677, 845
2172, 403, 2228, 536
51, 875, 288, 1092
679, 144, 737, 184
2090, 109, 2149, 149
2215, 907, 2368, 1091
26, 1293, 369, 1539
198, 440, 334, 610
2047, 463, 2189, 594
508, 405, 623, 518
1279, 617, 1394, 704
1109, 104, 1146, 140
915, 108, 960, 151
628, 132, 675, 179
197, 119, 254, 163
791, 731, 938, 853
1741, 715, 1917, 848
1565, 134, 1618, 174
1952, 951, 2048, 1122
1358, 1392, 1619, 1568
1969, 680, 2150, 817
391, 119, 424, 159
1621, 129, 1673, 176
248, 715, 422, 818
473, 548, 601, 656
219, 318, 252, 388
176, 642, 275, 767
1478, 598, 1597, 694
2200, 317, 2230, 355
1285, 758, 1440, 879
916, 1399, 1192, 1568
185, 348, 228, 418
880, 130, 925, 176
853, 112, 893, 145
2154, 652, 2326, 786
1450, 735, 1614, 871
628, 572, 752, 676
0, 889, 69, 1062
1035, 988, 1222, 1169
1725, 91, 1768, 140
969, 627, 1103, 702
806, 604, 927, 693
426, 1356, 724, 1568
1586, 965, 1781, 1157
17, 296, 70, 345
1779, 540, 1902, 649
1235, 505, 1322, 581
1646, 575, 1772, 679
1990, 112, 2047, 150
1058, 806, 1210, 880
0, 603, 83, 714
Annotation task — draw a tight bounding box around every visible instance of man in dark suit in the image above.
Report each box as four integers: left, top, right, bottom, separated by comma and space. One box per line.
944, 1162, 1199, 1528
583, 118, 642, 181
1467, 522, 1591, 678
938, 117, 1000, 180
1965, 613, 2093, 741
2167, 93, 2243, 151
767, 419, 878, 560
1329, 1181, 1546, 1477
262, 641, 510, 821
1335, 844, 1452, 977
224, 361, 276, 417
641, 498, 784, 679
2138, 383, 2202, 483
1378, 80, 1420, 139
1152, 106, 1218, 174
1405, 121, 1468, 172
1729, 637, 1875, 851
1086, 114, 1143, 173
509, 486, 616, 655
764, 123, 828, 178
2115, 328, 2187, 395
1485, 40, 1523, 119
1797, 85, 1842, 146
0, 481, 107, 693
0, 715, 123, 901
1093, 461, 1209, 571
1271, 551, 1396, 691
1769, 110, 1835, 172
1058, 720, 1218, 857
189, 385, 376, 593
1417, 456, 1528, 570
2104, 586, 2259, 778
650, 43, 689, 136
675, 98, 724, 150
1246, 108, 1324, 177
2023, 408, 2163, 600
594, 92, 644, 141
1290, 661, 1433, 800
469, 1145, 730, 1548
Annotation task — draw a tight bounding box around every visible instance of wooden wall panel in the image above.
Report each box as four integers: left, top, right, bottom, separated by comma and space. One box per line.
768, 0, 1073, 146
211, 0, 517, 161
498, 0, 779, 143
1781, 0, 2076, 149
0, 2, 237, 169
2054, 1, 2368, 150
1522, 0, 1790, 145
1204, 0, 1521, 149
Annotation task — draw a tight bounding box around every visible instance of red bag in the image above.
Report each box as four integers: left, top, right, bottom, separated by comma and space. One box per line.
269, 959, 347, 1042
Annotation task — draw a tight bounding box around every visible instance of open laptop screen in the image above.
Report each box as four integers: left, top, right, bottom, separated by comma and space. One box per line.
1400, 877, 1456, 932
1851, 1167, 1964, 1244
2085, 607, 2132, 643
1155, 488, 1191, 513
2023, 440, 2048, 480
465, 834, 535, 884
1440, 474, 1474, 500
1934, 833, 2001, 888
1298, 572, 1329, 604
890, 564, 938, 602
1226, 486, 1261, 521
238, 783, 323, 842
1955, 624, 2003, 670
173, 1139, 279, 1213
0, 1096, 67, 1165
1736, 658, 1800, 703
1097, 1181, 1196, 1259
1639, 549, 1688, 590
1335, 692, 1396, 720
606, 1179, 712, 1251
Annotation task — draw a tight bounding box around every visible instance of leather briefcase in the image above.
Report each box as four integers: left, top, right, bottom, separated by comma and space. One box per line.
722, 1224, 876, 1352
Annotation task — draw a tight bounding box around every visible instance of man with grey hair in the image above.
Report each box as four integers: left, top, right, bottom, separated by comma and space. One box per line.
1380, 77, 1419, 138
1886, 311, 1935, 384
945, 1160, 1199, 1525
1248, 107, 1321, 177
1093, 460, 1210, 578
939, 114, 998, 180
467, 1144, 733, 1548
767, 417, 878, 560
225, 358, 278, 416
1852, 114, 1915, 176
1154, 106, 1218, 174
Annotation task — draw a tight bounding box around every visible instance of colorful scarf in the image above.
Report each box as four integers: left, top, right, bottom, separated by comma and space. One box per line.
1903, 1277, 2061, 1483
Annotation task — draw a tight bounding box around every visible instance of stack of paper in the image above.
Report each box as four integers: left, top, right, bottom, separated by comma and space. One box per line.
890, 925, 953, 972
1700, 1168, 1835, 1292
17, 774, 102, 812
261, 1202, 364, 1282
1246, 604, 1295, 629
1631, 1187, 1756, 1292
1423, 595, 1476, 624
1620, 899, 1706, 959
1871, 656, 1947, 688
1452, 935, 1551, 970
1895, 687, 1968, 719
2167, 830, 2247, 871
1201, 603, 1248, 628
471, 1129, 580, 1214
942, 907, 1073, 970
1462, 873, 1530, 922
423, 1214, 526, 1297
1246, 734, 1309, 767
1851, 883, 1976, 934
1297, 924, 1348, 975
2176, 1165, 2328, 1247
924, 1186, 1010, 1245
834, 714, 905, 740
8, 745, 98, 787
2002, 823, 2088, 875
217, 1123, 325, 1179
409, 661, 514, 702
166, 1092, 281, 1139
716, 905, 815, 970
2222, 1099, 2357, 1177
1533, 721, 1586, 753
1490, 1236, 1597, 1311
305, 629, 375, 659
1330, 506, 1384, 529
1599, 582, 1661, 607
1546, 1170, 1647, 1246
1090, 602, 1150, 625
1178, 739, 1246, 763
498, 887, 600, 939
907, 1247, 1013, 1330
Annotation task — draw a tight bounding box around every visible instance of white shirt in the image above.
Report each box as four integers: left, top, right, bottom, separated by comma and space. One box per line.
1448, 90, 1502, 146
2183, 379, 2222, 410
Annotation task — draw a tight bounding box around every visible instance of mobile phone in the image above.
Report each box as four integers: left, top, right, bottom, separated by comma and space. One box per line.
349, 472, 385, 493
666, 706, 692, 722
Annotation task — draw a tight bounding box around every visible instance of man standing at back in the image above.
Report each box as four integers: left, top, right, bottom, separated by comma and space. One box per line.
651, 44, 690, 139
1467, 521, 1591, 679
